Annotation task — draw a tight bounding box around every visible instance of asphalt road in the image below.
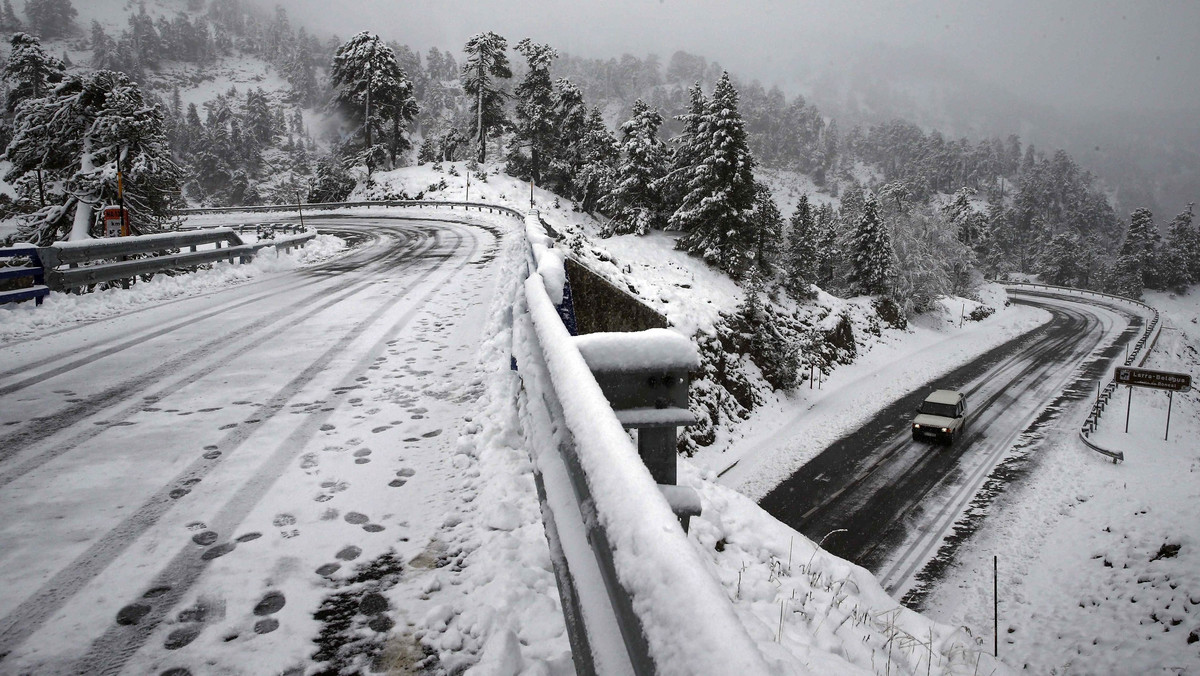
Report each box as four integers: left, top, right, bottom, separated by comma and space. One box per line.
0, 215, 500, 674
757, 291, 1141, 597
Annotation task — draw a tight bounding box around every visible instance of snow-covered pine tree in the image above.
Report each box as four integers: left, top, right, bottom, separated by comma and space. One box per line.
571, 107, 617, 214
849, 193, 893, 296
671, 72, 758, 278
1120, 207, 1157, 289
785, 194, 819, 297
460, 31, 511, 163
4, 70, 182, 243
815, 202, 838, 288
507, 39, 557, 185
2, 32, 63, 115
542, 77, 588, 195
600, 99, 668, 236
750, 182, 782, 275
1162, 203, 1197, 290
24, 0, 76, 39
329, 32, 416, 173
658, 82, 706, 221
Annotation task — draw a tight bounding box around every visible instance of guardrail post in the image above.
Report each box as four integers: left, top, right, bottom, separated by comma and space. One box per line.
578, 338, 701, 531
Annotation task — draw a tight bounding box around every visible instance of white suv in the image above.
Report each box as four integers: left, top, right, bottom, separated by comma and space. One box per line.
912, 389, 969, 445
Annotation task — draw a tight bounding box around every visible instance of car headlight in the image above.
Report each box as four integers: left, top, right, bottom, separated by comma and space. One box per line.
941, 427, 951, 433
913, 423, 921, 429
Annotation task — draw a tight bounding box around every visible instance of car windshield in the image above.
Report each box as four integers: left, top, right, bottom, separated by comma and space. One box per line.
919, 401, 958, 418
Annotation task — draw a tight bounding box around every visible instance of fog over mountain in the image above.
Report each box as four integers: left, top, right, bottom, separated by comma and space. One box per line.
271, 0, 1200, 213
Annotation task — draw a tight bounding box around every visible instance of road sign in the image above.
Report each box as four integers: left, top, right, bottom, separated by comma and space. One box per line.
103, 206, 127, 238
1115, 366, 1191, 391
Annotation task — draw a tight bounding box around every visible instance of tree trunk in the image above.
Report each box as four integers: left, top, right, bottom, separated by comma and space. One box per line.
476, 68, 485, 163
70, 138, 95, 241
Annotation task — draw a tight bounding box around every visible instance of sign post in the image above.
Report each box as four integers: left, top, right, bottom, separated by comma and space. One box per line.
1114, 367, 1192, 441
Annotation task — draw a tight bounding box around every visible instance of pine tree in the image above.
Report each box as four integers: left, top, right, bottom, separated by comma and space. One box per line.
1120, 207, 1157, 289
1038, 232, 1083, 286
24, 0, 75, 39
2, 32, 64, 115
815, 202, 838, 288
4, 70, 182, 243
659, 82, 706, 219
750, 182, 782, 275
460, 31, 510, 163
507, 38, 557, 184
329, 32, 416, 173
849, 194, 893, 296
785, 194, 819, 296
672, 72, 758, 278
600, 99, 668, 236
1163, 203, 1197, 289
572, 107, 617, 214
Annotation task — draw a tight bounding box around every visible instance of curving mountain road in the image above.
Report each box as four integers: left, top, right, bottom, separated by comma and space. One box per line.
758, 291, 1142, 600
0, 214, 504, 674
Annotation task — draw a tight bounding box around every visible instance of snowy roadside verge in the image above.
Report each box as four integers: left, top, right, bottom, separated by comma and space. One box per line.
715, 290, 1052, 499
0, 233, 346, 342
920, 288, 1200, 673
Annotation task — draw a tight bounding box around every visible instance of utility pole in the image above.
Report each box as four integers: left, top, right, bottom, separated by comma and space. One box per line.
116, 147, 128, 236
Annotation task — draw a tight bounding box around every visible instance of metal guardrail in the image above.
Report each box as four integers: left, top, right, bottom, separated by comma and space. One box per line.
1003, 281, 1162, 463
0, 227, 315, 303
176, 199, 527, 221
0, 246, 48, 305
517, 212, 770, 676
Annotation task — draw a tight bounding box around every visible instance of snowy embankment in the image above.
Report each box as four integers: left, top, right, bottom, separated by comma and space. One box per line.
0, 233, 345, 342
920, 288, 1200, 674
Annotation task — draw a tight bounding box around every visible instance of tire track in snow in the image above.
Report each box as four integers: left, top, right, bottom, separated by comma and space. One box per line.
0, 222, 483, 667
0, 225, 439, 475
0, 225, 411, 389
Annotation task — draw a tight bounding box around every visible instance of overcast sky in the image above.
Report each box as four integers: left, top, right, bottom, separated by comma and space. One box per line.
276, 0, 1200, 115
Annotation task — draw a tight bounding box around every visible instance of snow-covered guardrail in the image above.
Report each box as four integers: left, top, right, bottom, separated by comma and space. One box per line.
516, 213, 771, 676
0, 227, 315, 301
1002, 281, 1162, 463
175, 198, 526, 220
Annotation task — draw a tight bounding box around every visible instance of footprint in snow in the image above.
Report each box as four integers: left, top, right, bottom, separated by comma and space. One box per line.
218, 423, 237, 430
253, 591, 286, 616
164, 625, 202, 650
236, 532, 262, 543
201, 543, 236, 560
319, 424, 336, 432
344, 512, 369, 525
272, 514, 297, 527
192, 531, 218, 546
421, 429, 442, 438
316, 563, 341, 576
371, 426, 390, 434
336, 545, 361, 560
299, 453, 319, 469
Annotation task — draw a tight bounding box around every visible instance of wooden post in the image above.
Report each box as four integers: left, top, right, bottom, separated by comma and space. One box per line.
1165, 390, 1173, 441
1125, 385, 1132, 433
993, 555, 999, 657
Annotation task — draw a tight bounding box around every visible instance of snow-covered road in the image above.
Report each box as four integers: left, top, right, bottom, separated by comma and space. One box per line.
757, 291, 1141, 600
0, 215, 510, 674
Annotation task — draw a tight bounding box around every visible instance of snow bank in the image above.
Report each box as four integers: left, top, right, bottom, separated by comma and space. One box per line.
575, 328, 700, 373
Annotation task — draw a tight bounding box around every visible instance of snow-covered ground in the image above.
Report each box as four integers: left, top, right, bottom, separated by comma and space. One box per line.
920, 288, 1200, 673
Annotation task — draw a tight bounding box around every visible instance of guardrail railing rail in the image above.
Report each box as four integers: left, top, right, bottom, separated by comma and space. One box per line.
1003, 281, 1162, 463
